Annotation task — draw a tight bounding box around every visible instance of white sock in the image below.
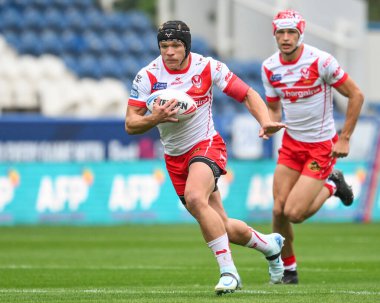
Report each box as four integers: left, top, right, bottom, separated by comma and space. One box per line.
207, 233, 237, 273
245, 227, 272, 256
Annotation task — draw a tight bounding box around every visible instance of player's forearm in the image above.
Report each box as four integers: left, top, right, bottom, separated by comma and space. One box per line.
125, 114, 159, 135
268, 107, 282, 123
243, 88, 272, 126
339, 93, 364, 141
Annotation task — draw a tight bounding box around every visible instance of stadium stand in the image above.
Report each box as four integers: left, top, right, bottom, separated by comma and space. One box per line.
0, 0, 264, 118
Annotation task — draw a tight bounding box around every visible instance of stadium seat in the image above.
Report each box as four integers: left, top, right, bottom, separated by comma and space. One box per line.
77, 54, 103, 79
40, 30, 64, 55
120, 55, 142, 81
17, 55, 42, 83
64, 8, 87, 33
61, 29, 86, 55
1, 8, 23, 32
44, 8, 67, 31
102, 31, 124, 55
83, 31, 106, 55
127, 10, 153, 34
39, 79, 84, 116
11, 78, 38, 110
121, 32, 144, 56
0, 78, 13, 110
99, 55, 123, 79
38, 54, 69, 80
85, 8, 108, 32
22, 7, 45, 31
18, 30, 43, 56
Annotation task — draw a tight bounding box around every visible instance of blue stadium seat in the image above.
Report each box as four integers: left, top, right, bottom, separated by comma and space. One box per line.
121, 32, 144, 56
61, 29, 86, 55
22, 7, 45, 31
44, 8, 67, 31
102, 31, 124, 55
77, 54, 102, 79
1, 8, 24, 32
85, 8, 108, 32
64, 8, 87, 33
83, 31, 106, 55
61, 53, 79, 74
2, 29, 22, 51
120, 55, 142, 80
106, 12, 132, 33
18, 30, 43, 55
141, 32, 158, 57
127, 10, 153, 34
99, 55, 123, 79
40, 30, 63, 55
192, 37, 215, 57
74, 0, 96, 10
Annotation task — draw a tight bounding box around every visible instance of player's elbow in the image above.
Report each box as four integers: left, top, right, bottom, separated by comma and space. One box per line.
125, 121, 136, 135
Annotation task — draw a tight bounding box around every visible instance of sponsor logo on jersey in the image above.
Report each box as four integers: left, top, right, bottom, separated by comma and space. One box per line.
333, 66, 341, 78
152, 82, 167, 90
191, 75, 202, 88
193, 95, 211, 107
224, 71, 233, 82
216, 61, 222, 71
171, 77, 183, 85
130, 84, 139, 98
134, 74, 142, 83
282, 85, 322, 102
270, 74, 282, 81
284, 69, 294, 76
323, 56, 333, 68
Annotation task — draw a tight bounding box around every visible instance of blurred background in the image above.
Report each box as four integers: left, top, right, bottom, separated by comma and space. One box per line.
0, 0, 379, 225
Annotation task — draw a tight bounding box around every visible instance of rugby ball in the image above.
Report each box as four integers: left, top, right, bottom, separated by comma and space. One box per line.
146, 89, 197, 121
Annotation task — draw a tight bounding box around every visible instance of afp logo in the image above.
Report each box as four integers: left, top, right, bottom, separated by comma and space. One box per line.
0, 169, 20, 212
108, 169, 165, 211
36, 169, 94, 212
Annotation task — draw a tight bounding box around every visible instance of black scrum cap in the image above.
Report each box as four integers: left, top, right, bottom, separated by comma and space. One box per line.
157, 20, 191, 58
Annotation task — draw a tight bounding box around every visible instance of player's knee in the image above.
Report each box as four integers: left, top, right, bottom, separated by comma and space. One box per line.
284, 208, 306, 223
272, 200, 286, 218
184, 191, 205, 215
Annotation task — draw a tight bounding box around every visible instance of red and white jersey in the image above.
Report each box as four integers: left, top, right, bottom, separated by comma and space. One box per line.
128, 52, 249, 155
262, 44, 348, 142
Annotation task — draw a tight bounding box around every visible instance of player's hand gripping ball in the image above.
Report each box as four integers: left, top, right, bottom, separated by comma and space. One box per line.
146, 89, 197, 121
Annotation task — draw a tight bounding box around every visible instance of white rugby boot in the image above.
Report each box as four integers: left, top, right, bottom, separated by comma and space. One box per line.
265, 233, 285, 284
214, 270, 242, 295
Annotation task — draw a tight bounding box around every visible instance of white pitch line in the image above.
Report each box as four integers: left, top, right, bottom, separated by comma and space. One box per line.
0, 264, 366, 273
0, 288, 379, 296
0, 265, 185, 270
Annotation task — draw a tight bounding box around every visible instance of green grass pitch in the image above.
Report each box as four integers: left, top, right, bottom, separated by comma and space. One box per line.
0, 223, 379, 303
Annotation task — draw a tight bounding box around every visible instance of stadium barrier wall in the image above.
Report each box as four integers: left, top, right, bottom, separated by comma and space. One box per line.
0, 160, 371, 225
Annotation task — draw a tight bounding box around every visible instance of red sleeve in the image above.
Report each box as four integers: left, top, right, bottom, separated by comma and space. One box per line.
128, 98, 146, 108
223, 75, 250, 103
332, 72, 348, 88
